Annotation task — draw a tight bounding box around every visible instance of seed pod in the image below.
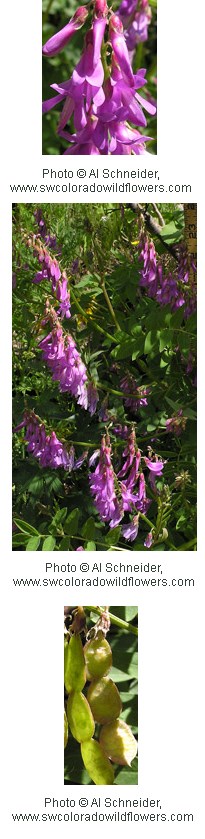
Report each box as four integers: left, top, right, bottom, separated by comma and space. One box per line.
64, 708, 68, 749
84, 630, 112, 680
81, 739, 114, 785
67, 691, 95, 743
87, 677, 122, 724
64, 634, 86, 693
100, 719, 138, 766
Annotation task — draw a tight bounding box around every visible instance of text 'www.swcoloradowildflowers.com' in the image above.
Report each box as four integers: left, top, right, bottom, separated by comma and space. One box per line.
12, 576, 195, 588
11, 811, 194, 823
9, 182, 192, 195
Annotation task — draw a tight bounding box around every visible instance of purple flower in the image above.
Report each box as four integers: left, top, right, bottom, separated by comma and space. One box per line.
56, 275, 71, 319
89, 434, 123, 526
122, 515, 139, 541
144, 457, 165, 474
73, 450, 88, 469
76, 546, 85, 551
166, 410, 187, 436
144, 531, 153, 548
87, 382, 99, 416
120, 373, 150, 412
42, 2, 156, 155
38, 307, 88, 410
42, 6, 89, 57
15, 411, 76, 470
136, 234, 196, 317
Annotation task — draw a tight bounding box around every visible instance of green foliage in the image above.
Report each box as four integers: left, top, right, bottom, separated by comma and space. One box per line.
12, 203, 197, 551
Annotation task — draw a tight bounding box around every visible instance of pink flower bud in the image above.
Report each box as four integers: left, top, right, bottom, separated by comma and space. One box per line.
42, 6, 88, 57
109, 14, 124, 34
94, 0, 108, 17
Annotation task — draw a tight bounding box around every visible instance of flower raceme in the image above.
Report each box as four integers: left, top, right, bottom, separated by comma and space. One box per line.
14, 419, 166, 546
89, 429, 166, 540
28, 235, 71, 320
137, 234, 197, 316
38, 304, 98, 414
13, 411, 80, 470
42, 2, 156, 155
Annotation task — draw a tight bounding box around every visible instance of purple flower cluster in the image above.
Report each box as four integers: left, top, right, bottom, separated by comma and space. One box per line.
166, 409, 187, 436
120, 373, 150, 411
30, 238, 71, 320
89, 428, 166, 540
118, 0, 152, 59
137, 235, 197, 317
34, 208, 60, 252
43, 2, 156, 155
38, 306, 98, 414
14, 412, 77, 470
89, 434, 123, 527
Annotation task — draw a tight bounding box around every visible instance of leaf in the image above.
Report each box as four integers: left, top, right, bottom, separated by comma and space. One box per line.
114, 757, 138, 785
50, 508, 68, 529
85, 541, 96, 550
12, 533, 29, 547
144, 330, 159, 354
125, 607, 138, 621
105, 526, 121, 547
13, 518, 40, 537
81, 517, 96, 540
42, 536, 56, 551
26, 475, 44, 496
158, 329, 173, 352
64, 508, 80, 536
59, 536, 70, 550
26, 536, 40, 551
111, 338, 136, 360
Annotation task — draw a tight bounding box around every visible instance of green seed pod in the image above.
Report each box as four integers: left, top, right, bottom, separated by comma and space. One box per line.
87, 677, 122, 724
81, 739, 114, 785
100, 719, 138, 766
84, 630, 112, 680
67, 691, 95, 743
64, 634, 86, 693
64, 708, 68, 749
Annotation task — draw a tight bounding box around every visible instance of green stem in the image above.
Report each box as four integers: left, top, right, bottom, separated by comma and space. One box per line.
84, 606, 138, 636
100, 278, 121, 330
176, 538, 197, 551
139, 512, 153, 530
70, 288, 118, 343
42, 0, 54, 25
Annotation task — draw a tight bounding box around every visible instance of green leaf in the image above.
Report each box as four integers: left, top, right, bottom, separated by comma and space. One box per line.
85, 541, 96, 550
12, 533, 29, 547
144, 330, 159, 354
125, 607, 138, 621
13, 518, 40, 537
111, 339, 136, 360
26, 536, 40, 551
59, 536, 70, 550
81, 516, 96, 540
105, 526, 121, 546
50, 508, 67, 530
42, 536, 56, 551
64, 508, 80, 536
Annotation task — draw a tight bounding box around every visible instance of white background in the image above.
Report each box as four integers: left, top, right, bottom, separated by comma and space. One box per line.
0, 0, 205, 836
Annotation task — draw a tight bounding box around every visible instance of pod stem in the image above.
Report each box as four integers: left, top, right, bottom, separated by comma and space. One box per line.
84, 606, 138, 636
